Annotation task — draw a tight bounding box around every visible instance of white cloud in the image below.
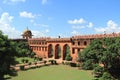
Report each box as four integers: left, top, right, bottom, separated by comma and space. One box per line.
0, 12, 13, 24
32, 30, 45, 37
0, 12, 48, 38
31, 28, 49, 38
0, 12, 21, 38
68, 18, 86, 24
41, 0, 48, 5
10, 0, 25, 2
71, 30, 80, 35
45, 29, 49, 33
20, 11, 35, 19
95, 20, 120, 33
87, 22, 93, 28
72, 26, 85, 29
34, 23, 48, 27
3, 0, 26, 4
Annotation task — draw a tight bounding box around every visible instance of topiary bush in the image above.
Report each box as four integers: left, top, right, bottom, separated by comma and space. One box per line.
21, 59, 25, 63
70, 63, 76, 67
25, 59, 29, 63
38, 57, 42, 61
76, 63, 81, 67
49, 60, 54, 65
28, 62, 31, 65
62, 61, 65, 65
43, 60, 47, 65
49, 60, 57, 65
54, 60, 57, 65
20, 65, 25, 70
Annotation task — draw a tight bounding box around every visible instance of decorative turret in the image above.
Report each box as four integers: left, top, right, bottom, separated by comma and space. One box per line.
22, 27, 33, 39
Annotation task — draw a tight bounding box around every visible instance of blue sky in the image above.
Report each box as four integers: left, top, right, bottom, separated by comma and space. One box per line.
0, 0, 120, 38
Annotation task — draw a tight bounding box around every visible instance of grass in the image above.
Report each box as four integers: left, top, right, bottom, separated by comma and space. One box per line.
7, 65, 94, 80
15, 57, 34, 64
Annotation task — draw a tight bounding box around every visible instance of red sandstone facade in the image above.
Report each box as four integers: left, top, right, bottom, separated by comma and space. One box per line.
28, 32, 120, 62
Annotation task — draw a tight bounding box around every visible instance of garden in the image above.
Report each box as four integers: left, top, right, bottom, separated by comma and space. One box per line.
6, 65, 94, 80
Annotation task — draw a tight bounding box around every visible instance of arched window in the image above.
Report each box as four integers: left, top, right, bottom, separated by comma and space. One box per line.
78, 41, 80, 46
84, 41, 87, 46
72, 42, 75, 45
72, 48, 75, 54
78, 49, 80, 52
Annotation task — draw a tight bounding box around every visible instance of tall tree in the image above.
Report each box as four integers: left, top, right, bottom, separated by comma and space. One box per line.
14, 41, 35, 57
58, 45, 61, 58
81, 37, 120, 79
65, 46, 72, 61
0, 31, 16, 80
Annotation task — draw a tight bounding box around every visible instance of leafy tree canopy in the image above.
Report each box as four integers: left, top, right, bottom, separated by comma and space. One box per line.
0, 31, 16, 80
81, 37, 120, 79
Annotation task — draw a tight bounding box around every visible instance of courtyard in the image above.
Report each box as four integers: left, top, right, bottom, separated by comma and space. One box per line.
7, 65, 94, 80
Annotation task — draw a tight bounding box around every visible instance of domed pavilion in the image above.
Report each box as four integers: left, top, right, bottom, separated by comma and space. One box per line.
22, 27, 33, 39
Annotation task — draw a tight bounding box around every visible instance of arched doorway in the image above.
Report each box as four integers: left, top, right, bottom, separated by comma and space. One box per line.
48, 44, 53, 58
55, 44, 61, 59
63, 44, 70, 60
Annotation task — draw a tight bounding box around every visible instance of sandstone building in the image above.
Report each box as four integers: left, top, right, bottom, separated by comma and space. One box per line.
21, 28, 120, 62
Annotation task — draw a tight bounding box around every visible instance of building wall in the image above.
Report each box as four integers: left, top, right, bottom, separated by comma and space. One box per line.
28, 33, 120, 62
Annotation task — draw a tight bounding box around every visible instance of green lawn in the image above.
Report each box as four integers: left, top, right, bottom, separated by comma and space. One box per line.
15, 57, 34, 64
7, 65, 94, 80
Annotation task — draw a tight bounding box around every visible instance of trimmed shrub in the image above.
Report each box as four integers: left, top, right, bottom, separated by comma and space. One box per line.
76, 63, 81, 67
21, 59, 25, 63
62, 61, 65, 65
34, 62, 37, 65
28, 62, 31, 65
49, 60, 54, 65
49, 60, 57, 65
44, 60, 47, 65
20, 65, 25, 70
38, 57, 42, 61
54, 60, 57, 65
70, 63, 76, 67
25, 59, 29, 63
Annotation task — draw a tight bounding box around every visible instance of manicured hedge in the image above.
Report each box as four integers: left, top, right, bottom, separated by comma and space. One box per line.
49, 60, 57, 65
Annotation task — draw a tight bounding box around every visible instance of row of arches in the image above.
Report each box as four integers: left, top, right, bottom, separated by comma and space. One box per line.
48, 44, 70, 60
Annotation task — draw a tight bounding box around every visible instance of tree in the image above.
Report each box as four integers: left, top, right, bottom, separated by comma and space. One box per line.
15, 41, 35, 57
0, 31, 16, 80
76, 51, 81, 62
81, 39, 104, 70
81, 37, 120, 79
58, 45, 61, 58
65, 46, 72, 61
100, 72, 113, 80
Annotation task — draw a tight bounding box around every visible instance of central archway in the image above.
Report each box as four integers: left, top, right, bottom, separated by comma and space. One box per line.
55, 44, 61, 59
48, 44, 53, 58
63, 44, 70, 60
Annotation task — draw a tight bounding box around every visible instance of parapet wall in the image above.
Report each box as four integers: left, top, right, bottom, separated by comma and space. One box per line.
72, 32, 120, 39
